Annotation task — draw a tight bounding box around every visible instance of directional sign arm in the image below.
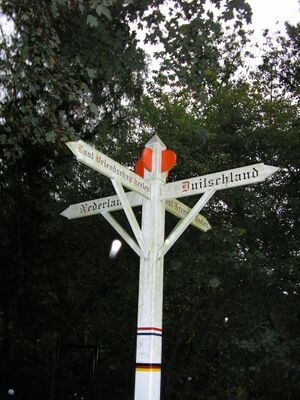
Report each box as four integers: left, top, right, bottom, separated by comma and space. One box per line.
159, 190, 216, 258
60, 192, 142, 220
162, 163, 279, 200
66, 141, 151, 199
102, 212, 141, 257
111, 179, 149, 259
165, 198, 211, 232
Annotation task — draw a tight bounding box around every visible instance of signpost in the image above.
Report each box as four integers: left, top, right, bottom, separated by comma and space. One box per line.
62, 135, 279, 400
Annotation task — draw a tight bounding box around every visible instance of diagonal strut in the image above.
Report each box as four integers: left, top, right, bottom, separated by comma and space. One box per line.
102, 212, 141, 257
111, 178, 149, 258
159, 190, 216, 258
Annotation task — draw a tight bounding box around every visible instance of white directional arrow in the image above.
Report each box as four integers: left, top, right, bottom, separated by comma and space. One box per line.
165, 198, 211, 232
162, 163, 279, 200
61, 192, 211, 232
60, 191, 142, 220
66, 140, 151, 199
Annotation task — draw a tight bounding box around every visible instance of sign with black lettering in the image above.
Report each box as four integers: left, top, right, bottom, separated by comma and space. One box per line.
67, 141, 151, 198
161, 163, 279, 200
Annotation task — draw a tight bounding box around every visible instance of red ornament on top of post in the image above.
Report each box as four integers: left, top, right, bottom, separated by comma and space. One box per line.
135, 158, 145, 178
142, 147, 153, 172
135, 146, 176, 178
161, 149, 176, 173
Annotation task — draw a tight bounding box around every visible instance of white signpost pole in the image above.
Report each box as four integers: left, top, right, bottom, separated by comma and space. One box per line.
63, 135, 279, 400
134, 136, 166, 400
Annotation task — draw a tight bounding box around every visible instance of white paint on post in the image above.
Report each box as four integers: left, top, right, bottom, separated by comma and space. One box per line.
134, 135, 166, 400
162, 163, 279, 200
66, 140, 151, 198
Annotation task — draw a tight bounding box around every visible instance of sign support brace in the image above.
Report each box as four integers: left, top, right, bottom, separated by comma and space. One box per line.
159, 189, 216, 258
102, 212, 142, 258
111, 178, 149, 259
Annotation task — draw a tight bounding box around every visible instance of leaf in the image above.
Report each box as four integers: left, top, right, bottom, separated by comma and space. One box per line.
46, 131, 56, 143
96, 4, 112, 20
86, 67, 97, 79
87, 14, 99, 28
208, 277, 221, 288
51, 0, 59, 17
89, 103, 98, 114
0, 135, 7, 145
4, 150, 11, 159
78, 0, 85, 13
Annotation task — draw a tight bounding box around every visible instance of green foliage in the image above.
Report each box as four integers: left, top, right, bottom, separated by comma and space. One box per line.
145, 0, 253, 99
0, 0, 148, 162
255, 23, 300, 101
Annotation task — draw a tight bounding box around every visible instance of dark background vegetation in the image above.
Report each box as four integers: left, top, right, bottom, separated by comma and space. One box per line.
0, 1, 299, 399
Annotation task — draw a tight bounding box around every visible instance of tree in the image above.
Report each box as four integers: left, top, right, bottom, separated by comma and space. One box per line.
0, 0, 149, 162
254, 23, 300, 102
146, 0, 253, 102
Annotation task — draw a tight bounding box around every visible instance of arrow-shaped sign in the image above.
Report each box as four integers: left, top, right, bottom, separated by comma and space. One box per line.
165, 199, 211, 232
60, 191, 142, 220
61, 193, 211, 232
66, 140, 151, 199
162, 163, 279, 200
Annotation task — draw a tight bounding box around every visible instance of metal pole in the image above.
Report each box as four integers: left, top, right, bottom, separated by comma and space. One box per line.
50, 335, 61, 400
134, 136, 166, 400
89, 339, 100, 400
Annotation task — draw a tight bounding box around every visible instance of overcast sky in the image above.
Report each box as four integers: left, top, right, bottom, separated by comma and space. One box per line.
248, 0, 299, 36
